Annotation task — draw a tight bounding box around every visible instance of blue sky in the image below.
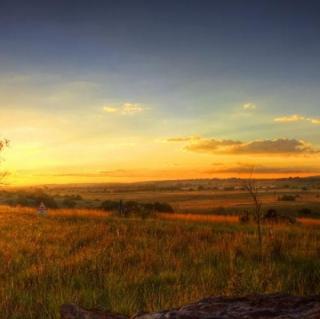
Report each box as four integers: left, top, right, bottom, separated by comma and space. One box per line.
1, 0, 320, 184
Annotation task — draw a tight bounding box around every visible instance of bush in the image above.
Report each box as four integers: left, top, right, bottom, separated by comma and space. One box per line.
100, 200, 119, 211
278, 194, 297, 201
153, 202, 174, 213
297, 207, 320, 217
132, 205, 155, 219
263, 208, 296, 224
264, 208, 278, 220
100, 200, 174, 217
65, 194, 83, 201
61, 198, 77, 208
239, 211, 250, 223
298, 208, 312, 216
11, 191, 58, 209
223, 186, 235, 191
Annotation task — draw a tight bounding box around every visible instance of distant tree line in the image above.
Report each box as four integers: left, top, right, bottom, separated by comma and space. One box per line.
100, 200, 174, 217
240, 208, 297, 225
0, 189, 175, 217
2, 191, 83, 209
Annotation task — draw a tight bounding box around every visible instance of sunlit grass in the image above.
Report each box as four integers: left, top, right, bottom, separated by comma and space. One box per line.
299, 217, 320, 226
158, 212, 239, 223
0, 205, 319, 319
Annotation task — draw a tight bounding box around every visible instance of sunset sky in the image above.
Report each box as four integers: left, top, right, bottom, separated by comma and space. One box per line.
1, 0, 320, 185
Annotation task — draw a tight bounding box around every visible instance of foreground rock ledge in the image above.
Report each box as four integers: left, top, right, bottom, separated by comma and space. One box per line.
60, 293, 320, 319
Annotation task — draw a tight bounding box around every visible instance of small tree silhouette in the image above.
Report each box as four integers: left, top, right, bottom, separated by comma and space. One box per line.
0, 139, 9, 184
244, 168, 263, 254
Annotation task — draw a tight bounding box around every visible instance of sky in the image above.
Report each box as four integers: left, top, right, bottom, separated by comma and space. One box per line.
0, 0, 320, 185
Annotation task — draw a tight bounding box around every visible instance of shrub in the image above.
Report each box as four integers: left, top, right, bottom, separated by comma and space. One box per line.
100, 200, 119, 211
100, 200, 174, 217
132, 205, 155, 219
224, 186, 235, 191
297, 208, 320, 217
62, 198, 77, 208
153, 202, 174, 213
36, 193, 58, 208
264, 208, 278, 220
298, 208, 312, 216
278, 194, 296, 201
67, 194, 83, 200
263, 208, 296, 224
13, 191, 58, 209
239, 211, 250, 223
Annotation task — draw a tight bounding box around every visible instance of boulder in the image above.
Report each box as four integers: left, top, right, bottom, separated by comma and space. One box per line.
61, 293, 320, 319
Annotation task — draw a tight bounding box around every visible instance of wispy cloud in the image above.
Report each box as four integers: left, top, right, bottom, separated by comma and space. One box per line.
242, 102, 256, 110
274, 114, 305, 123
166, 136, 200, 142
309, 118, 320, 125
168, 136, 318, 155
103, 106, 118, 113
102, 102, 146, 115
121, 103, 145, 114
41, 169, 139, 178
274, 114, 320, 125
206, 163, 320, 175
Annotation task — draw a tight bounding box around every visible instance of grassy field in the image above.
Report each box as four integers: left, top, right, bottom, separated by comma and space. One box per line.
3, 176, 320, 219
0, 205, 320, 318
50, 187, 320, 214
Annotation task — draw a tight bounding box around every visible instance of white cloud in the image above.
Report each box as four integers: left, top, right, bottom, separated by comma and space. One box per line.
103, 106, 118, 113
121, 103, 144, 115
166, 136, 201, 142
308, 118, 320, 125
274, 114, 320, 125
274, 114, 305, 123
242, 103, 256, 110
102, 102, 146, 115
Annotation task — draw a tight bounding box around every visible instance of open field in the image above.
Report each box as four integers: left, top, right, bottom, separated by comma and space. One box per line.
0, 205, 320, 319
3, 177, 320, 218
160, 212, 320, 226
45, 187, 320, 218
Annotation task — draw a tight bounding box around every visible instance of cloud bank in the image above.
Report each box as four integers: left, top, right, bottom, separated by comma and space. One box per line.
206, 164, 320, 175
167, 137, 318, 155
274, 114, 320, 125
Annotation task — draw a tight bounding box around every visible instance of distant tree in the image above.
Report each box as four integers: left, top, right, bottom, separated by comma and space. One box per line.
239, 210, 250, 223
0, 139, 9, 151
278, 194, 296, 201
243, 169, 263, 254
152, 202, 174, 213
0, 139, 9, 184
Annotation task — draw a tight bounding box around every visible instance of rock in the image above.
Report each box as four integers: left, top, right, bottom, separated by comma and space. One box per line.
61, 294, 320, 319
60, 304, 128, 319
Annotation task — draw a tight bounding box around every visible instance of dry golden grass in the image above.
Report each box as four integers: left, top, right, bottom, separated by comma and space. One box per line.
159, 212, 239, 223
160, 212, 320, 227
298, 217, 320, 226
0, 205, 320, 319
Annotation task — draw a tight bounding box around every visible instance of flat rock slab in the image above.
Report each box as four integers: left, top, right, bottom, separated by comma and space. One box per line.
60, 304, 128, 319
61, 293, 320, 319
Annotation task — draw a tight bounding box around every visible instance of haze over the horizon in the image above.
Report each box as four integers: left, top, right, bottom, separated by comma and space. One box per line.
1, 0, 320, 185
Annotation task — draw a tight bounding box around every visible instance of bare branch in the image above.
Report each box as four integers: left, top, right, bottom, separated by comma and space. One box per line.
243, 166, 263, 254
0, 139, 9, 185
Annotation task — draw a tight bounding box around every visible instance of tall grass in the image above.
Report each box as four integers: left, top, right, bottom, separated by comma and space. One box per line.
0, 205, 319, 318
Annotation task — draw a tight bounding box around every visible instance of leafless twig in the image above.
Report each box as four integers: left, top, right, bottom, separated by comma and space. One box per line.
243, 167, 263, 254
